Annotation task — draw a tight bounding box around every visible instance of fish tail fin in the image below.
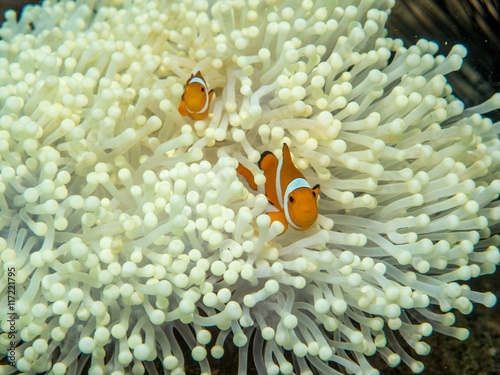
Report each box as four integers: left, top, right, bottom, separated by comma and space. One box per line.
236, 163, 257, 190
258, 151, 277, 171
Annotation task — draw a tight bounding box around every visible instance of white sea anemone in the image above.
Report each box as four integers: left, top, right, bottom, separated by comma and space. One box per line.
1, 0, 499, 374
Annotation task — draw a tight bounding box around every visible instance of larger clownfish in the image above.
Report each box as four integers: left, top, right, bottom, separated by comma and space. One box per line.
237, 143, 320, 233
178, 71, 214, 120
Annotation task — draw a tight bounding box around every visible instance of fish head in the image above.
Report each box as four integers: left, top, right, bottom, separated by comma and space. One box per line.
184, 80, 208, 113
287, 185, 320, 228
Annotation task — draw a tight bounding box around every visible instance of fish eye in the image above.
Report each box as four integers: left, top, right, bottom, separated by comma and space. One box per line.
201, 87, 205, 92
289, 196, 294, 203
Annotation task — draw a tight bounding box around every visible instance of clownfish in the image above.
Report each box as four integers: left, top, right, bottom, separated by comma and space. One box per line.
178, 71, 214, 120
237, 143, 320, 233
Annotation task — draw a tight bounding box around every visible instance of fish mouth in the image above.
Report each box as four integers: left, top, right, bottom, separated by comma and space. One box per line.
301, 208, 318, 216
292, 209, 318, 227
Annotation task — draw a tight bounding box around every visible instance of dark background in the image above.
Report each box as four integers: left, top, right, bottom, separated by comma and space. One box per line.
1, 1, 499, 374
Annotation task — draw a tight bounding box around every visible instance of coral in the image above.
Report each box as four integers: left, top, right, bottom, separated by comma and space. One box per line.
0, 0, 499, 374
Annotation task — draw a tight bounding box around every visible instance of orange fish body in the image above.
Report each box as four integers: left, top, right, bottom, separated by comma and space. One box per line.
238, 144, 320, 233
178, 71, 214, 120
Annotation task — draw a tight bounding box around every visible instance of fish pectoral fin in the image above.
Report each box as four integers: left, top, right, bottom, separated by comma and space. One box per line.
189, 111, 205, 120
268, 211, 288, 234
312, 184, 320, 199
208, 89, 214, 101
294, 225, 310, 232
178, 100, 188, 116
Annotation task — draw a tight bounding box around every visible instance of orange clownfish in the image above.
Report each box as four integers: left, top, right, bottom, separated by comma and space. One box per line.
237, 143, 320, 233
178, 71, 214, 120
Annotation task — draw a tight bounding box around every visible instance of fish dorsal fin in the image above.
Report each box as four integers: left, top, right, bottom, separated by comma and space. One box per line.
186, 73, 194, 85
258, 151, 274, 169
277, 144, 305, 207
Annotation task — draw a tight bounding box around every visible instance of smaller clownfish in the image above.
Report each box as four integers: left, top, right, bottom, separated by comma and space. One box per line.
178, 71, 214, 120
237, 143, 320, 233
